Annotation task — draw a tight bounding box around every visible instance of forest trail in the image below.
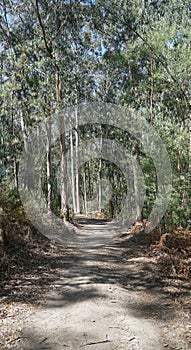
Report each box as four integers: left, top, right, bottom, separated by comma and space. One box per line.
12, 217, 189, 350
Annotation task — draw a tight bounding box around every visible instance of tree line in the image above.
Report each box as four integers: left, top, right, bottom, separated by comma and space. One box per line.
0, 0, 191, 229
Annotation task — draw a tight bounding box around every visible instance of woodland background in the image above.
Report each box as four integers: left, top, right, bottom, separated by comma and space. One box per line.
0, 0, 191, 245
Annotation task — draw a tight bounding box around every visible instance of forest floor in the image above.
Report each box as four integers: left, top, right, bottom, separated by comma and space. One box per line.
0, 216, 191, 350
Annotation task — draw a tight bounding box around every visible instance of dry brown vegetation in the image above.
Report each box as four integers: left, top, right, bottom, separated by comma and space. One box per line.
149, 227, 191, 280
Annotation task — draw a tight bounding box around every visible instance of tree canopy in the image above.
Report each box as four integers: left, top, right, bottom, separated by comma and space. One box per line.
0, 0, 191, 229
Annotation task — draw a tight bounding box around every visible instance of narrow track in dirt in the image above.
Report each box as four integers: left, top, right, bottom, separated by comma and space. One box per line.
10, 217, 190, 350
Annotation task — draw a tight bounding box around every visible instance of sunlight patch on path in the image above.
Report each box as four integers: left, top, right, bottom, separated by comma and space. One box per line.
17, 284, 164, 350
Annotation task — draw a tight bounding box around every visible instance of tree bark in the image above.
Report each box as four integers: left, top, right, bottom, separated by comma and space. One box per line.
98, 129, 102, 212
20, 110, 34, 190
149, 58, 154, 123
34, 0, 69, 220
75, 105, 80, 213
98, 159, 102, 212
83, 170, 87, 215
45, 118, 52, 210
55, 52, 69, 220
11, 95, 18, 189
59, 116, 68, 220
70, 129, 76, 213
132, 155, 142, 221
189, 112, 191, 172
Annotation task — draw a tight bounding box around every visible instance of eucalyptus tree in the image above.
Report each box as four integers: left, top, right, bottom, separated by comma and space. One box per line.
1, 0, 190, 228
0, 0, 107, 218
0, 1, 38, 189
89, 0, 191, 226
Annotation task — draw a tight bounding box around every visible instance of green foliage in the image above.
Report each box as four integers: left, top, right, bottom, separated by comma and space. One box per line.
0, 181, 21, 212
0, 0, 191, 229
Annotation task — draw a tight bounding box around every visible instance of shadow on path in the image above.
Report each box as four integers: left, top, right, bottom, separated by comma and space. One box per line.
43, 216, 190, 323
6, 216, 190, 350
1, 216, 189, 315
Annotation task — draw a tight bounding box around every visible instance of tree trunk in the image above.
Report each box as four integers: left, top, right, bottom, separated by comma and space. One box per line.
55, 59, 69, 220
13, 156, 18, 189
83, 170, 87, 215
98, 159, 102, 212
88, 160, 92, 199
60, 134, 68, 220
11, 98, 18, 189
59, 119, 68, 220
132, 155, 142, 221
189, 112, 191, 172
20, 112, 32, 190
0, 121, 6, 174
75, 105, 80, 213
70, 129, 76, 213
149, 58, 154, 123
98, 130, 102, 212
46, 118, 52, 210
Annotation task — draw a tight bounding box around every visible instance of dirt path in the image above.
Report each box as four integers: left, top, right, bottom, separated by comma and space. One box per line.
10, 218, 190, 349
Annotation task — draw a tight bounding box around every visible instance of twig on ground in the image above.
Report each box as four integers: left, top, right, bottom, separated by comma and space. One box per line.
38, 337, 48, 344
80, 339, 111, 347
